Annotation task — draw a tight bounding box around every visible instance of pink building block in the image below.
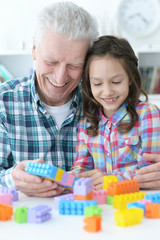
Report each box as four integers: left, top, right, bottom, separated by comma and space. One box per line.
93, 190, 107, 205
66, 174, 75, 187
0, 193, 13, 205
138, 199, 152, 204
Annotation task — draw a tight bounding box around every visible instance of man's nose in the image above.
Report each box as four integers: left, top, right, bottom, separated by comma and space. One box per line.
54, 64, 67, 85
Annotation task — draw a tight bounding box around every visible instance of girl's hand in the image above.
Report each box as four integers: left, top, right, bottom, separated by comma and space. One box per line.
77, 169, 105, 190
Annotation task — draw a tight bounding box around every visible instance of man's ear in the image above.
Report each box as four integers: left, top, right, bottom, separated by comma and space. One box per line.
32, 39, 36, 60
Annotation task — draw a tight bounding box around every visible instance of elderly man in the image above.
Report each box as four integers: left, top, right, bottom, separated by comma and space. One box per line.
0, 2, 98, 197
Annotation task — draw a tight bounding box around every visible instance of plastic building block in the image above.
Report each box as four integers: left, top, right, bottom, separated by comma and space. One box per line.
114, 208, 144, 227
54, 193, 74, 210
84, 216, 101, 232
73, 178, 93, 195
0, 203, 13, 221
145, 192, 160, 203
84, 205, 102, 217
127, 202, 145, 213
0, 193, 13, 205
93, 190, 107, 204
28, 205, 52, 223
73, 178, 93, 200
113, 192, 147, 209
107, 180, 139, 196
25, 162, 79, 189
103, 175, 119, 189
138, 199, 152, 204
0, 187, 18, 201
74, 192, 93, 200
14, 207, 28, 223
107, 195, 114, 205
25, 162, 58, 180
59, 200, 97, 215
145, 203, 160, 218
54, 168, 64, 182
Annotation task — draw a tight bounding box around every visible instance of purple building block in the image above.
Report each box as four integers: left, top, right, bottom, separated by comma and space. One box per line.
73, 178, 93, 196
59, 171, 69, 186
54, 193, 74, 210
28, 205, 52, 223
0, 187, 19, 201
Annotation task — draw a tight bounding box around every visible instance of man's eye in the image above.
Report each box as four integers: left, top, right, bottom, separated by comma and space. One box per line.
68, 65, 83, 70
45, 61, 57, 66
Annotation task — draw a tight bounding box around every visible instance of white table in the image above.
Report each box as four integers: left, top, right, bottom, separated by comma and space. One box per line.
1, 190, 160, 240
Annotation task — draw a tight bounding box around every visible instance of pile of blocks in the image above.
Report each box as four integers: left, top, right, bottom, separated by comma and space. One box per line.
0, 187, 52, 223
1, 162, 160, 232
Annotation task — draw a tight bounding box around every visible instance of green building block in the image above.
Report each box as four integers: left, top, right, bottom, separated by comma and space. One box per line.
84, 205, 102, 217
107, 195, 114, 205
14, 207, 28, 223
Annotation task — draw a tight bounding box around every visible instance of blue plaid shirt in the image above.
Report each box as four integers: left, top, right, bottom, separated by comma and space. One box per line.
0, 72, 83, 187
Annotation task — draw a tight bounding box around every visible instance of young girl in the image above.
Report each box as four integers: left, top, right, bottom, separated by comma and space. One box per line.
71, 35, 160, 190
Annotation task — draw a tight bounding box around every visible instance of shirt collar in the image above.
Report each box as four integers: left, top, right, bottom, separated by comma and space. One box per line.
99, 102, 128, 126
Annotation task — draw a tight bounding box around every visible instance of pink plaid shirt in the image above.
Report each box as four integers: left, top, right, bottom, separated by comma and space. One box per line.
71, 102, 160, 181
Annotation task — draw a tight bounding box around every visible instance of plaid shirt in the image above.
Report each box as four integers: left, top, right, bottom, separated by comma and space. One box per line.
71, 102, 160, 181
0, 72, 83, 187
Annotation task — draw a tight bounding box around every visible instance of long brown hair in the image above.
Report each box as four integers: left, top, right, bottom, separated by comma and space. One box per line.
82, 35, 148, 136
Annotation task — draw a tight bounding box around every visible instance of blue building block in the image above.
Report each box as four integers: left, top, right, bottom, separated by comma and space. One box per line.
28, 205, 52, 223
59, 200, 97, 215
127, 202, 145, 213
54, 193, 74, 210
145, 193, 160, 203
25, 162, 58, 179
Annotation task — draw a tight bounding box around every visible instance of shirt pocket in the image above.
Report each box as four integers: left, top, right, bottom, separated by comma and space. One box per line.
118, 135, 140, 162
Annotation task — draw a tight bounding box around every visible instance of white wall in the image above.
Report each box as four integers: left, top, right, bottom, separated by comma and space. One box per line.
1, 0, 160, 52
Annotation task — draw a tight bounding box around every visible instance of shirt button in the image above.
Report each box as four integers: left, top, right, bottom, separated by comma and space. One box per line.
58, 163, 63, 168
57, 135, 60, 141
107, 153, 110, 157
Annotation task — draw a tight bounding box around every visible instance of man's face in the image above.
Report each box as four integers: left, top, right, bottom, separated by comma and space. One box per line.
32, 31, 90, 106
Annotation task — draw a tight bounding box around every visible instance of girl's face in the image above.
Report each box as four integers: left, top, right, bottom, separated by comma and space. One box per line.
89, 56, 130, 118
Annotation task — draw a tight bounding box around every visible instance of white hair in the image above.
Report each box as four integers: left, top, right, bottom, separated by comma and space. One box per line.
34, 1, 98, 47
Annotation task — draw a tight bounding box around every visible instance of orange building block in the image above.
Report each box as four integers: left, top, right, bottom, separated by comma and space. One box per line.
74, 191, 93, 200
0, 203, 13, 221
84, 216, 101, 232
107, 180, 139, 196
146, 203, 160, 218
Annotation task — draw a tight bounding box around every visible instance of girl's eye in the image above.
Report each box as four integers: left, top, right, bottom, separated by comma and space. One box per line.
92, 82, 102, 86
113, 81, 121, 84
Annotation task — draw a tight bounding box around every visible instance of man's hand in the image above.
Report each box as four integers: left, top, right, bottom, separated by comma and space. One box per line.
133, 153, 160, 190
11, 159, 65, 197
77, 169, 104, 190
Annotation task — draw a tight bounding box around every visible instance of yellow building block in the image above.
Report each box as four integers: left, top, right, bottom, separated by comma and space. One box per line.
114, 208, 144, 227
103, 175, 118, 190
113, 192, 147, 209
54, 168, 64, 182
